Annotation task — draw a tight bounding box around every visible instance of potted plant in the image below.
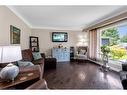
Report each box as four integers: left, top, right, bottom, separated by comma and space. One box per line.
101, 45, 110, 56
100, 45, 110, 71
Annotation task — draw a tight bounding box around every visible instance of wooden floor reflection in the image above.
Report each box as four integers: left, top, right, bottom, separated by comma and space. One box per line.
44, 61, 123, 89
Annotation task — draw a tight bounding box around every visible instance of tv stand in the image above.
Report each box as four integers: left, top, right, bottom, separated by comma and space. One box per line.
52, 48, 70, 62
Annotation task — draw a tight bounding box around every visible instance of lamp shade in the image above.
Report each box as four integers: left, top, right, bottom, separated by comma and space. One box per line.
0, 46, 22, 63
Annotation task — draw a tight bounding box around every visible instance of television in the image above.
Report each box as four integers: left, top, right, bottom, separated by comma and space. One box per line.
52, 32, 68, 42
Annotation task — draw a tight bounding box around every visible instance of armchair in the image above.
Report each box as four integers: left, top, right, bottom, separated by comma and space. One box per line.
21, 50, 48, 89
20, 65, 48, 89
120, 64, 127, 89
21, 49, 44, 77
76, 46, 88, 60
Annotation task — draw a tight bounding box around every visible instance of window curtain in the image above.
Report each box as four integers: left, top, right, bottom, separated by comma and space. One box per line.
88, 29, 97, 60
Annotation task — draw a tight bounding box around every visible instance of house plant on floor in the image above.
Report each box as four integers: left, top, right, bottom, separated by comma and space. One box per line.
100, 45, 110, 71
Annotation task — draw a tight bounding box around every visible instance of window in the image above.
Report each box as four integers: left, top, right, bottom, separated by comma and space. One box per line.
97, 21, 127, 71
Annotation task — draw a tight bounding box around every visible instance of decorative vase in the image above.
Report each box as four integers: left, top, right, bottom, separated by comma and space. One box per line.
0, 63, 19, 81
58, 44, 63, 48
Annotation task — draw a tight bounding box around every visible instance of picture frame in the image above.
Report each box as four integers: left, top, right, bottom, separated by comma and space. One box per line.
29, 36, 39, 52
10, 25, 21, 44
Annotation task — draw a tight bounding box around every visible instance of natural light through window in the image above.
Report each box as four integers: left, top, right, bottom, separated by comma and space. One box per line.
100, 24, 127, 64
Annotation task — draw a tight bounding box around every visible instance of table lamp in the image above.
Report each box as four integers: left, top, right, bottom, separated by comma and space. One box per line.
0, 46, 22, 81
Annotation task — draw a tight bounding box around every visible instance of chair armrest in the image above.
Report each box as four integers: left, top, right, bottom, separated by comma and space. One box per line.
32, 58, 44, 65
41, 53, 46, 59
120, 71, 127, 80
19, 65, 43, 79
32, 58, 44, 78
122, 64, 127, 71
19, 65, 41, 73
122, 79, 127, 89
26, 79, 48, 89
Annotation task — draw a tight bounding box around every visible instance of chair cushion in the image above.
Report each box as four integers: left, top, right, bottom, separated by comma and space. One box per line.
17, 61, 34, 67
32, 52, 42, 60
79, 49, 87, 55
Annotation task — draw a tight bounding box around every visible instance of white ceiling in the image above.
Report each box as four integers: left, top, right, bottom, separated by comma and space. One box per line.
8, 6, 127, 31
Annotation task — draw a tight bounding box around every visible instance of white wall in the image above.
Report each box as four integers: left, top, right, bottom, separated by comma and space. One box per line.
0, 6, 88, 53
0, 6, 31, 50
31, 29, 88, 56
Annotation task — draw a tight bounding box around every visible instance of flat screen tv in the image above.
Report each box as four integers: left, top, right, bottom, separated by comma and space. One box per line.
52, 32, 68, 42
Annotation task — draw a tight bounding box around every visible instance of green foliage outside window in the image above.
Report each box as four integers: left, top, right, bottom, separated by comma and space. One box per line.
101, 27, 127, 60
101, 27, 120, 46
120, 34, 127, 43
110, 46, 127, 60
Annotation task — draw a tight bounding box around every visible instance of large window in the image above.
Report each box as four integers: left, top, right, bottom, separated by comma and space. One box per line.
98, 22, 127, 71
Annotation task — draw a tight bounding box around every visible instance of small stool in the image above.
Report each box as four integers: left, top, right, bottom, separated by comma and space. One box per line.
26, 79, 48, 89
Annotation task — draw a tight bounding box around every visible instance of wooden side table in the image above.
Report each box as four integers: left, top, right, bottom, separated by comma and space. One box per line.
0, 66, 40, 89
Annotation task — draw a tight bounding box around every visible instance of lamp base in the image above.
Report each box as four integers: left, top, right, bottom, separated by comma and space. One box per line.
0, 63, 19, 82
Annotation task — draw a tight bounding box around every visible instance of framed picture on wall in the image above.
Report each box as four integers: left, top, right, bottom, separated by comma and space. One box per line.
29, 36, 39, 52
10, 25, 21, 44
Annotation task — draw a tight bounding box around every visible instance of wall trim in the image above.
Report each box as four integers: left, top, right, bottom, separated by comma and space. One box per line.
7, 6, 32, 28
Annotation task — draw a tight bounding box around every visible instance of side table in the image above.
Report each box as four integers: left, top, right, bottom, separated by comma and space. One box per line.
0, 66, 40, 89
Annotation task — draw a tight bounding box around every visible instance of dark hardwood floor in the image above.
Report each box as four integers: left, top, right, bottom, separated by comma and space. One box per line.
43, 61, 123, 89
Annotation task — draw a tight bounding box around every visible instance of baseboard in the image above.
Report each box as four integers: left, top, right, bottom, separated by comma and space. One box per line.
88, 58, 121, 72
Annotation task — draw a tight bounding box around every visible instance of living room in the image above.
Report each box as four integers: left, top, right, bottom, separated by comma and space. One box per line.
0, 5, 127, 91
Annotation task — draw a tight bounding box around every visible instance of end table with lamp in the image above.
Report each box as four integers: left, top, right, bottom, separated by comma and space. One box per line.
0, 46, 22, 82
0, 46, 48, 89
0, 65, 41, 89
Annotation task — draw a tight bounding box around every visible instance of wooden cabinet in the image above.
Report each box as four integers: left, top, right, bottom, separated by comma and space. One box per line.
52, 48, 70, 62
29, 36, 39, 52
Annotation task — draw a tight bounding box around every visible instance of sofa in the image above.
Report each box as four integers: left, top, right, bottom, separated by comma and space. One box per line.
26, 79, 48, 89
22, 49, 49, 89
21, 49, 44, 77
20, 65, 48, 89
0, 49, 47, 89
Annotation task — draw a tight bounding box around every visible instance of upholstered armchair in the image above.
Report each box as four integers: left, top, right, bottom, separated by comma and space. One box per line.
21, 49, 48, 89
120, 64, 127, 89
76, 46, 88, 60
21, 49, 44, 77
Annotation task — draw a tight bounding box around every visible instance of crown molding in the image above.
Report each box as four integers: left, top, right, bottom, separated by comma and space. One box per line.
7, 6, 127, 31
7, 6, 82, 31
7, 6, 32, 28
31, 26, 82, 31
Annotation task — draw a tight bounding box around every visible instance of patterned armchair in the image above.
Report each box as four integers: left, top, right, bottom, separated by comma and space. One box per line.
76, 46, 88, 60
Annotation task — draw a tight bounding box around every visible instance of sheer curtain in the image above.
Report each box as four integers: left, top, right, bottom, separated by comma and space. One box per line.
88, 29, 97, 60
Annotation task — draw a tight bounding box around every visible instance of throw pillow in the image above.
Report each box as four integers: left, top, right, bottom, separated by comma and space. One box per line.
17, 61, 34, 67
32, 52, 42, 60
79, 49, 86, 55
